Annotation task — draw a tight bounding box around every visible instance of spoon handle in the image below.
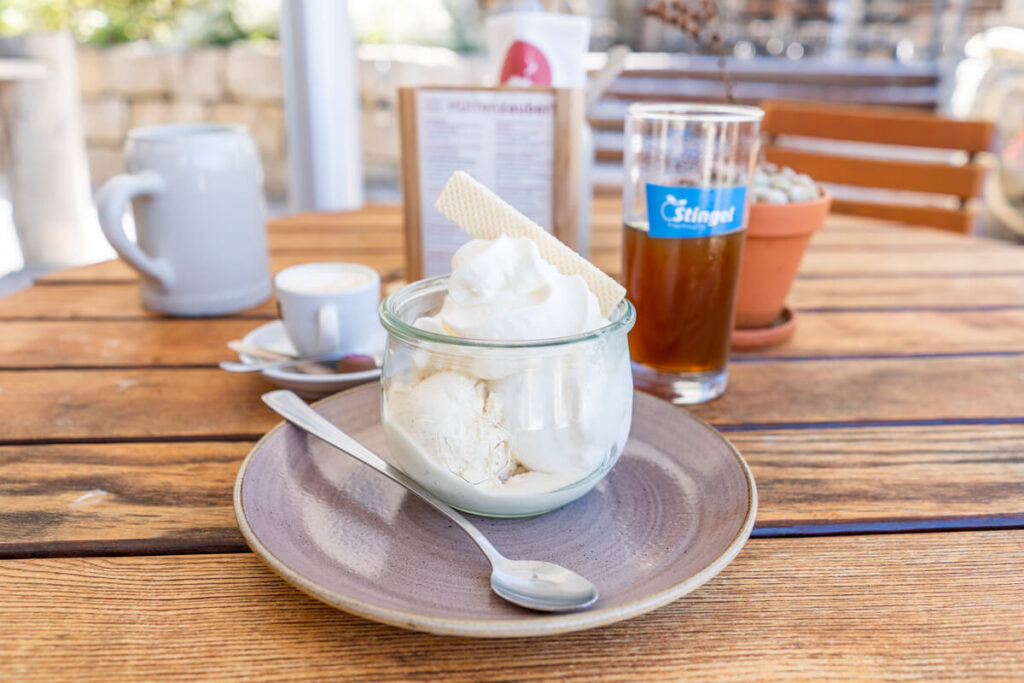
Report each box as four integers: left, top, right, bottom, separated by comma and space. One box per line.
261, 390, 503, 563
220, 354, 333, 373
227, 340, 296, 361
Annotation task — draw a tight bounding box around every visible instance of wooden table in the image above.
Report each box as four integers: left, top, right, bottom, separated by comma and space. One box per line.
2, 198, 1023, 679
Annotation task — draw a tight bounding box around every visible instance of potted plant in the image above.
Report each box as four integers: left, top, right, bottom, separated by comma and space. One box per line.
731, 164, 831, 347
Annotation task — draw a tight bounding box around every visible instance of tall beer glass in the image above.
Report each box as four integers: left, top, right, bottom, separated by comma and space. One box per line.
622, 104, 763, 404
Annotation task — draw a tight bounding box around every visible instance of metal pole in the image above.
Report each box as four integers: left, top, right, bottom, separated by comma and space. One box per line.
280, 0, 364, 212
931, 0, 950, 60
950, 0, 974, 56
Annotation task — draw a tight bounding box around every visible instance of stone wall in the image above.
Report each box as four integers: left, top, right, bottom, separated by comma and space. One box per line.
78, 41, 483, 200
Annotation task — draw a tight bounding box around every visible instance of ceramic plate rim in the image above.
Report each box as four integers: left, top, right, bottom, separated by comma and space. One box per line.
233, 385, 758, 638
240, 320, 381, 384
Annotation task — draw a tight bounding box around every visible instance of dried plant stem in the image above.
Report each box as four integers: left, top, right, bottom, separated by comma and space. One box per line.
717, 50, 735, 104
644, 0, 735, 104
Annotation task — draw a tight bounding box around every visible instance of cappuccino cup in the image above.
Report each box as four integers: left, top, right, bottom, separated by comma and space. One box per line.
275, 262, 382, 358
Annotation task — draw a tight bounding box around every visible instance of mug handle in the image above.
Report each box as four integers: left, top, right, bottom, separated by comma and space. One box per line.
96, 171, 175, 291
316, 304, 341, 354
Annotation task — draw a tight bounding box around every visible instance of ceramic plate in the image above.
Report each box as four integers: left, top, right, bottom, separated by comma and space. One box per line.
239, 320, 382, 399
234, 384, 757, 638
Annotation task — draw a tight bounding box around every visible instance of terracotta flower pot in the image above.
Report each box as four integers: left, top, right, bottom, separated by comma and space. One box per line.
734, 190, 832, 330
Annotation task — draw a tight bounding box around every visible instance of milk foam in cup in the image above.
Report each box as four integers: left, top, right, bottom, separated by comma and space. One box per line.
275, 262, 382, 359
378, 172, 634, 517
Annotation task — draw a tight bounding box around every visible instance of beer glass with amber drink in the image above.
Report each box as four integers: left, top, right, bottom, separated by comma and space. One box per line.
622, 104, 763, 404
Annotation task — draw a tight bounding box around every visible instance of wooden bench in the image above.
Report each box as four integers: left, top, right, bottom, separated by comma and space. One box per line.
761, 99, 995, 233
588, 53, 945, 196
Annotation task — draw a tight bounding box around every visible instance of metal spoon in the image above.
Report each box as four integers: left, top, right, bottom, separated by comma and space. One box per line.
219, 354, 339, 373
223, 341, 340, 375
227, 340, 295, 361
261, 389, 600, 613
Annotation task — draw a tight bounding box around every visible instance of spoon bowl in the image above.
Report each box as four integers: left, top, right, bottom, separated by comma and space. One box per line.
491, 560, 599, 612
261, 389, 600, 613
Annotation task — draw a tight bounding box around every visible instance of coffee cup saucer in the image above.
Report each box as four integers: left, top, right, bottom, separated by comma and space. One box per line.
239, 320, 382, 399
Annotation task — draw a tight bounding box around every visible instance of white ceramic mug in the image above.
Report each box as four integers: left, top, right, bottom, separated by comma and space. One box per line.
96, 124, 271, 316
275, 262, 382, 358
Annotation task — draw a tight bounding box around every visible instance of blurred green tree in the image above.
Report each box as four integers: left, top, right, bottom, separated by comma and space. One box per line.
0, 0, 277, 45
0, 0, 482, 49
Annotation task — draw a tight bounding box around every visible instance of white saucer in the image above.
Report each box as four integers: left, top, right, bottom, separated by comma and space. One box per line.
239, 320, 382, 399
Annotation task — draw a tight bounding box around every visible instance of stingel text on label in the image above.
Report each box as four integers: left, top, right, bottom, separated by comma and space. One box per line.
645, 183, 747, 238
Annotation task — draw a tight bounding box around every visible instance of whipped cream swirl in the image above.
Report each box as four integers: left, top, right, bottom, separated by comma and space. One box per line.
414, 235, 608, 341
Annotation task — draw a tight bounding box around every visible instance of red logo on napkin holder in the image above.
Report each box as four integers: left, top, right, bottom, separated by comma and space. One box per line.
499, 40, 552, 85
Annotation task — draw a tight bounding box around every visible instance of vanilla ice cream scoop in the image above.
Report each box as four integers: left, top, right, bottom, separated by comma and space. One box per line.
415, 235, 607, 341
388, 371, 513, 485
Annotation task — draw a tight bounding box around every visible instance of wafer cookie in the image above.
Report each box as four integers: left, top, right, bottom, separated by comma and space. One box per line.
435, 171, 626, 317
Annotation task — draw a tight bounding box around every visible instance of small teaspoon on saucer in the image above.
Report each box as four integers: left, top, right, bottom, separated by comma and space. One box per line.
227, 340, 295, 361
224, 341, 381, 375
261, 389, 600, 613
220, 354, 339, 374
223, 341, 339, 375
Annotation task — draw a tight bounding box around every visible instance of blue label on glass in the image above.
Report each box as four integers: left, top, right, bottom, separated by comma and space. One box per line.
645, 183, 747, 238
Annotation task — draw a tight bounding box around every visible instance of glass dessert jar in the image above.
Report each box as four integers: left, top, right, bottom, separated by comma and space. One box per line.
379, 276, 636, 517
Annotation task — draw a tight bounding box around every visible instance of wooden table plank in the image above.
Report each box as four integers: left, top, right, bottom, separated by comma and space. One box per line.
2, 355, 1022, 442
267, 229, 403, 251
37, 246, 1024, 287
1, 532, 1021, 679
588, 247, 1024, 282
0, 284, 277, 320
37, 252, 406, 284
12, 272, 1024, 321
21, 212, 1023, 323
267, 214, 1010, 254
283, 198, 1000, 248
3, 424, 1023, 557
35, 205, 1024, 287
804, 225, 996, 248
0, 442, 248, 556
736, 310, 1024, 356
265, 209, 1008, 250
788, 274, 1024, 310
798, 249, 1024, 276
694, 355, 1024, 428
0, 369, 276, 442
267, 204, 408, 226
732, 424, 1024, 532
0, 320, 261, 368
4, 309, 1024, 369
263, 221, 1007, 253
263, 206, 997, 249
